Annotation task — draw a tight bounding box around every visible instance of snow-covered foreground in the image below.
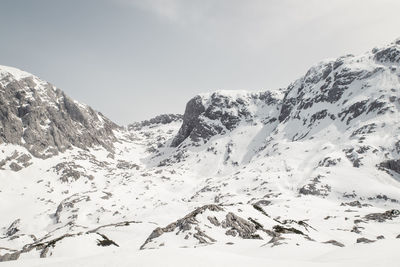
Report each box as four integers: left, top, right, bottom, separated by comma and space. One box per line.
2, 239, 399, 267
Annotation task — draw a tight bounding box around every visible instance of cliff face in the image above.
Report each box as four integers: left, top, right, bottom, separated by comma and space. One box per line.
0, 66, 119, 158
171, 90, 282, 147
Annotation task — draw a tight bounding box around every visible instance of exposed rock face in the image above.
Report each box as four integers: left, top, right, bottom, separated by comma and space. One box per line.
51, 161, 94, 183
277, 50, 397, 142
0, 220, 139, 262
299, 175, 331, 197
374, 45, 400, 63
6, 219, 21, 237
140, 203, 317, 250
171, 91, 282, 147
0, 66, 119, 158
223, 212, 261, 239
140, 204, 223, 249
9, 162, 22, 172
323, 240, 345, 247
171, 96, 206, 147
128, 114, 182, 131
380, 160, 400, 175
356, 237, 375, 244
364, 209, 400, 222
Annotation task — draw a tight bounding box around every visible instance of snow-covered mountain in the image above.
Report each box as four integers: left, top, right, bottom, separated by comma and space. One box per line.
0, 65, 118, 159
0, 39, 400, 266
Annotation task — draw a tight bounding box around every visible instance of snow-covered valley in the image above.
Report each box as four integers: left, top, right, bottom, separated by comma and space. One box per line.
1, 39, 400, 266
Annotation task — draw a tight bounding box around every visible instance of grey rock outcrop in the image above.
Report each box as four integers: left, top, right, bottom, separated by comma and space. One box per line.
6, 219, 21, 237
379, 159, 400, 175
171, 96, 207, 147
0, 67, 119, 158
9, 162, 22, 172
171, 91, 281, 147
128, 114, 182, 131
222, 212, 261, 239
356, 237, 375, 244
323, 240, 345, 247
364, 209, 400, 222
140, 204, 223, 249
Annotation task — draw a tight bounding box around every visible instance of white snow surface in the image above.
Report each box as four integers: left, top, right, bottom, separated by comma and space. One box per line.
0, 65, 32, 80
1, 40, 400, 266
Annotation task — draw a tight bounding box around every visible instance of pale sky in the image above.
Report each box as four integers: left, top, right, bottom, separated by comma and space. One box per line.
1, 0, 400, 124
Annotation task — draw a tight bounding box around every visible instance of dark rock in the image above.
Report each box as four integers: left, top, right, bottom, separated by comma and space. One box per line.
6, 219, 20, 237
340, 201, 362, 208
0, 71, 119, 158
171, 96, 206, 147
128, 114, 182, 131
364, 209, 400, 222
278, 96, 296, 122
96, 233, 119, 247
0, 252, 21, 262
140, 204, 223, 249
0, 220, 137, 262
338, 100, 368, 125
222, 212, 261, 239
116, 160, 139, 170
207, 216, 220, 226
252, 204, 270, 217
16, 154, 32, 167
356, 237, 375, 244
351, 225, 363, 234
351, 123, 377, 137
54, 193, 91, 223
171, 91, 281, 147
254, 200, 272, 207
52, 162, 92, 183
343, 148, 362, 168
323, 240, 345, 247
9, 162, 22, 172
272, 225, 304, 235
318, 157, 341, 167
374, 46, 400, 63
379, 159, 400, 175
299, 175, 331, 197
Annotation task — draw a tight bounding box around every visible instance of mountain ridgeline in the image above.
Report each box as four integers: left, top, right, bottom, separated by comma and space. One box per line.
172, 39, 400, 149
0, 39, 400, 263
0, 66, 118, 158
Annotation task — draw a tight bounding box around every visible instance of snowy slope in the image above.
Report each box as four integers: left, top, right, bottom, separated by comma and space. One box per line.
0, 40, 400, 265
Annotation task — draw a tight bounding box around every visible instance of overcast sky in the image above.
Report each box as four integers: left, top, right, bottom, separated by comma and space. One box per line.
1, 0, 399, 124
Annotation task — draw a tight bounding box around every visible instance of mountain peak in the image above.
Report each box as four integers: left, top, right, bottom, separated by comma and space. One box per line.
0, 65, 118, 158
0, 65, 32, 81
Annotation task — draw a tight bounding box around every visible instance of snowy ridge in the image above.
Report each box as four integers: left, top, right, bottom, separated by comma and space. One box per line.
0, 40, 400, 266
0, 66, 118, 158
0, 65, 32, 81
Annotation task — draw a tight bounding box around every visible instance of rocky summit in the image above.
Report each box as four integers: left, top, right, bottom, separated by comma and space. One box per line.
0, 66, 118, 158
0, 39, 400, 266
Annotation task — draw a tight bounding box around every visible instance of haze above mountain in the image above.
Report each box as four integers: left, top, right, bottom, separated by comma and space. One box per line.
1, 0, 400, 123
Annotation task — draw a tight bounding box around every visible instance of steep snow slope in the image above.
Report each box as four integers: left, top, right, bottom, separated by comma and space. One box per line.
0, 40, 400, 265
